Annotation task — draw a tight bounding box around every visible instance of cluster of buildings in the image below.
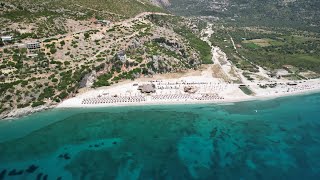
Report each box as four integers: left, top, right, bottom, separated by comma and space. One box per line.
1, 35, 41, 52
12, 42, 41, 55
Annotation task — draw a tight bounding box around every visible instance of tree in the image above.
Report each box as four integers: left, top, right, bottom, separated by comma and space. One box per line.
0, 39, 4, 47
58, 91, 69, 99
84, 33, 90, 39
60, 40, 65, 46
32, 101, 45, 107
50, 48, 57, 54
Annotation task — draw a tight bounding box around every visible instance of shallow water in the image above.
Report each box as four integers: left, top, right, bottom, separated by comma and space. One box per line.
0, 93, 320, 179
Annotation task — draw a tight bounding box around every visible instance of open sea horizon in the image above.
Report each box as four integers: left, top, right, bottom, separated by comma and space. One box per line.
1, 93, 320, 179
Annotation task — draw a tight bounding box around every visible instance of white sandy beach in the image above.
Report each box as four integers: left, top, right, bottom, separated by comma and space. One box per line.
57, 77, 249, 108
57, 66, 320, 109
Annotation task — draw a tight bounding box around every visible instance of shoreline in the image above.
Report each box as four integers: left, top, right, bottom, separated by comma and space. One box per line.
56, 75, 320, 109
0, 105, 56, 120
56, 88, 320, 109
2, 84, 320, 121
2, 65, 320, 120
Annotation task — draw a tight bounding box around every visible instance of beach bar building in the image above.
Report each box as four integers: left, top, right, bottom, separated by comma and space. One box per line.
138, 84, 156, 94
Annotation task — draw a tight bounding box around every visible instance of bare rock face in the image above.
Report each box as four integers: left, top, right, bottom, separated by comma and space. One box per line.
2, 105, 53, 120
79, 71, 97, 88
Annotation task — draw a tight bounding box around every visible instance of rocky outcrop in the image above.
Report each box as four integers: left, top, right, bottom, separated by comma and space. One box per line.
79, 71, 97, 88
1, 104, 55, 120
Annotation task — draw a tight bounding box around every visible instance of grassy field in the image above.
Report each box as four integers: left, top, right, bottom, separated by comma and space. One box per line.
243, 42, 260, 49
287, 54, 320, 72
243, 38, 285, 48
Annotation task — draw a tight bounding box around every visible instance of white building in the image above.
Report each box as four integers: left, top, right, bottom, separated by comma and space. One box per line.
1, 36, 13, 42
26, 42, 40, 50
95, 20, 111, 26
13, 43, 27, 48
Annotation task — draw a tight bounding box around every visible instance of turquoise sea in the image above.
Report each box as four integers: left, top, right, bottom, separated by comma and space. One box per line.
1, 93, 320, 180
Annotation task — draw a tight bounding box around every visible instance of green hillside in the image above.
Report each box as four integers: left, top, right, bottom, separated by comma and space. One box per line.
64, 0, 165, 17
166, 0, 320, 32
1, 0, 164, 20
0, 0, 165, 38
